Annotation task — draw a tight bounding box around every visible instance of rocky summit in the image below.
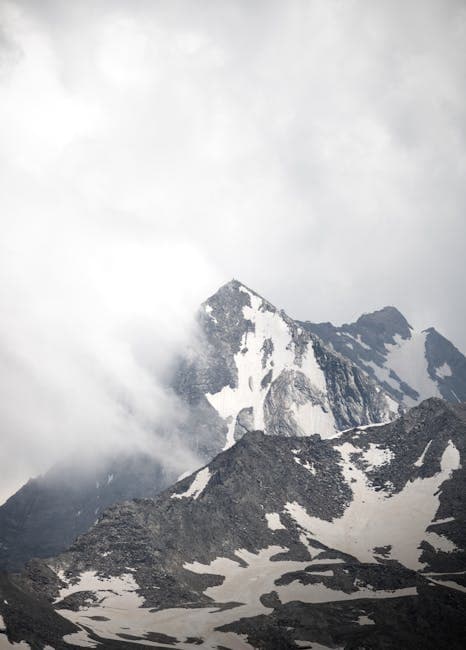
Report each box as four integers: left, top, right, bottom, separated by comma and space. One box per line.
300, 305, 466, 407
173, 280, 399, 458
0, 397, 465, 649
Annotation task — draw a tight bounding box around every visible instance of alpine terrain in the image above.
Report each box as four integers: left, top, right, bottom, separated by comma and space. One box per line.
172, 280, 401, 458
0, 398, 465, 648
300, 306, 466, 407
0, 453, 176, 572
0, 279, 412, 571
0, 280, 465, 649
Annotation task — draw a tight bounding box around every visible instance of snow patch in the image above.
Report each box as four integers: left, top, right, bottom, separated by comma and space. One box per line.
285, 439, 461, 570
345, 332, 372, 351
425, 577, 466, 593
265, 512, 286, 530
385, 332, 441, 403
292, 449, 317, 475
357, 615, 375, 626
337, 421, 390, 436
54, 544, 416, 650
204, 303, 218, 323
186, 545, 416, 610
424, 531, 457, 553
171, 467, 211, 500
361, 444, 393, 469
62, 631, 98, 648
430, 517, 454, 525
436, 362, 452, 379
0, 627, 31, 649
356, 421, 391, 431
414, 440, 432, 467
56, 570, 138, 604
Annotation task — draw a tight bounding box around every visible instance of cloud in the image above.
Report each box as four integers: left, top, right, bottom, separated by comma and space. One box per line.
0, 0, 465, 499
0, 204, 219, 500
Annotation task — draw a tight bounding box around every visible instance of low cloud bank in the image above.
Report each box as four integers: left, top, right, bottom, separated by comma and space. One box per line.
0, 217, 222, 502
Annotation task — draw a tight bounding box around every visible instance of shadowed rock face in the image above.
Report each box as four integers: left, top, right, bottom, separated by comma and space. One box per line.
424, 327, 466, 402
0, 453, 176, 573
1, 398, 465, 649
355, 306, 413, 346
300, 305, 466, 407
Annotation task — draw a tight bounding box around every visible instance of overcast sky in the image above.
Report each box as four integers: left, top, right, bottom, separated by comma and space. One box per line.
1, 0, 465, 502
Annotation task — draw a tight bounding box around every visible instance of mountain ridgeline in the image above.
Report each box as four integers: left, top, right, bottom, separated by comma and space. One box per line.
172, 280, 401, 458
174, 280, 466, 457
0, 398, 465, 648
0, 280, 465, 649
299, 305, 466, 407
1, 280, 466, 573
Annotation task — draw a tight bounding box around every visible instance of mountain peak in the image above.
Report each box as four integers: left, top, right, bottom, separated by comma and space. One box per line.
354, 305, 412, 341
212, 278, 262, 298
222, 278, 244, 290
204, 279, 275, 314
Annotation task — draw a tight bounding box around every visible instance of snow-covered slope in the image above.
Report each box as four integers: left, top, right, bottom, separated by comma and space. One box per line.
301, 306, 466, 408
174, 280, 398, 454
204, 286, 337, 445
1, 398, 465, 649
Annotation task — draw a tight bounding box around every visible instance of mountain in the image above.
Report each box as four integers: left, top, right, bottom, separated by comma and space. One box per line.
1, 398, 464, 649
0, 453, 176, 573
1, 280, 464, 575
0, 280, 400, 573
172, 280, 398, 456
299, 306, 466, 407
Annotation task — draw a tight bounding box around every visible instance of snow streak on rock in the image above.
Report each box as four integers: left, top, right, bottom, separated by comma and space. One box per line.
171, 467, 211, 500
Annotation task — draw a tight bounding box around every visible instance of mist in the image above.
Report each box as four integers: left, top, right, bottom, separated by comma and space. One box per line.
0, 218, 220, 502
1, 0, 465, 502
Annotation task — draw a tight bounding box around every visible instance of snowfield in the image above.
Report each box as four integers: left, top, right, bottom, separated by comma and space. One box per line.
285, 439, 461, 569
55, 545, 418, 649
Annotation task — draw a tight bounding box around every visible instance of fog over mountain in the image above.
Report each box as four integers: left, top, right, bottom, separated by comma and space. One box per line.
1, 0, 465, 502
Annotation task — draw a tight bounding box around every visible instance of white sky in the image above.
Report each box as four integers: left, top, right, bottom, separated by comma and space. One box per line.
1, 0, 465, 501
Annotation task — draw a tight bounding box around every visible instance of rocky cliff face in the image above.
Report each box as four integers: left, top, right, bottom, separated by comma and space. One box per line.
300, 305, 466, 407
1, 398, 464, 649
173, 280, 398, 456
